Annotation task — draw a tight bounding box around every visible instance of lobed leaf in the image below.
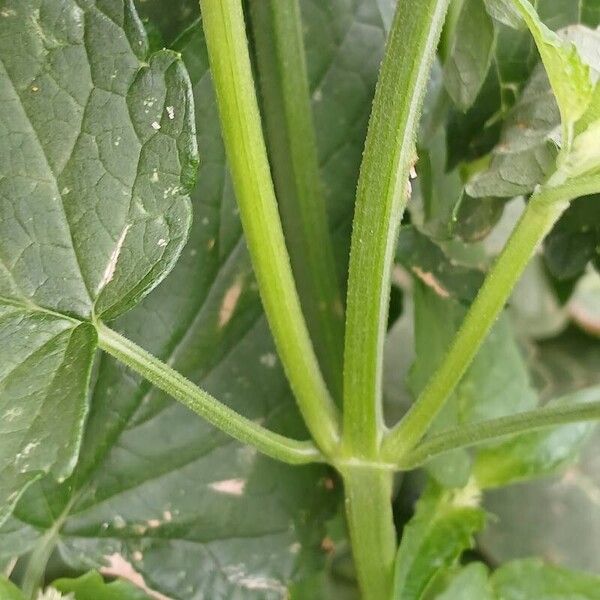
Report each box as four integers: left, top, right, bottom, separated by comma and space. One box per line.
0, 0, 196, 524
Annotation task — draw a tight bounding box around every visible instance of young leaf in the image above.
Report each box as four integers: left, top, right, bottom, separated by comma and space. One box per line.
52, 571, 149, 599
444, 0, 496, 111
511, 0, 594, 139
474, 386, 600, 488
0, 0, 196, 524
491, 558, 600, 599
392, 483, 486, 600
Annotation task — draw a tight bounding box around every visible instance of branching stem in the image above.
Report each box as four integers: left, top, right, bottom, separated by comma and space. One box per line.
383, 177, 600, 462
343, 0, 451, 457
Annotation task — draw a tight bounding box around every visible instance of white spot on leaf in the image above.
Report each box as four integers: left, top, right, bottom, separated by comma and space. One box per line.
209, 478, 246, 496
260, 353, 277, 368
98, 224, 131, 293
219, 280, 243, 327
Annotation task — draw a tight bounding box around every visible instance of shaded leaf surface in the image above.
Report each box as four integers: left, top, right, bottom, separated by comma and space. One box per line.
444, 0, 496, 111
544, 194, 600, 279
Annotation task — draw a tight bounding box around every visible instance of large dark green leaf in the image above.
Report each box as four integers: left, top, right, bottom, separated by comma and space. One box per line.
0, 0, 196, 524
1, 2, 389, 597
396, 227, 485, 304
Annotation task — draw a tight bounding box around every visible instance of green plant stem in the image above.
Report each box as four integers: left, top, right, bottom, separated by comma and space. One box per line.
343, 0, 451, 457
198, 0, 340, 455
383, 180, 598, 462
248, 0, 345, 404
342, 466, 397, 600
400, 396, 600, 470
97, 323, 325, 466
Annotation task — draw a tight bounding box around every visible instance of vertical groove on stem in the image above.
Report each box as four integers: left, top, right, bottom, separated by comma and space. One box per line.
343, 0, 451, 457
198, 0, 341, 455
248, 0, 345, 404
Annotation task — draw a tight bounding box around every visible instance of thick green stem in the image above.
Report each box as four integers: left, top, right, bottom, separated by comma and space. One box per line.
198, 0, 340, 455
342, 467, 397, 600
383, 182, 594, 462
249, 0, 345, 403
343, 0, 451, 457
400, 393, 600, 470
97, 323, 325, 466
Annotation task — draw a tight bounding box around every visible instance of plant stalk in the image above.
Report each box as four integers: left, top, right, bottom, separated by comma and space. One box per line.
342, 466, 397, 600
343, 0, 451, 457
20, 494, 78, 598
198, 0, 340, 455
383, 182, 594, 462
97, 323, 325, 466
400, 393, 600, 470
248, 0, 345, 403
